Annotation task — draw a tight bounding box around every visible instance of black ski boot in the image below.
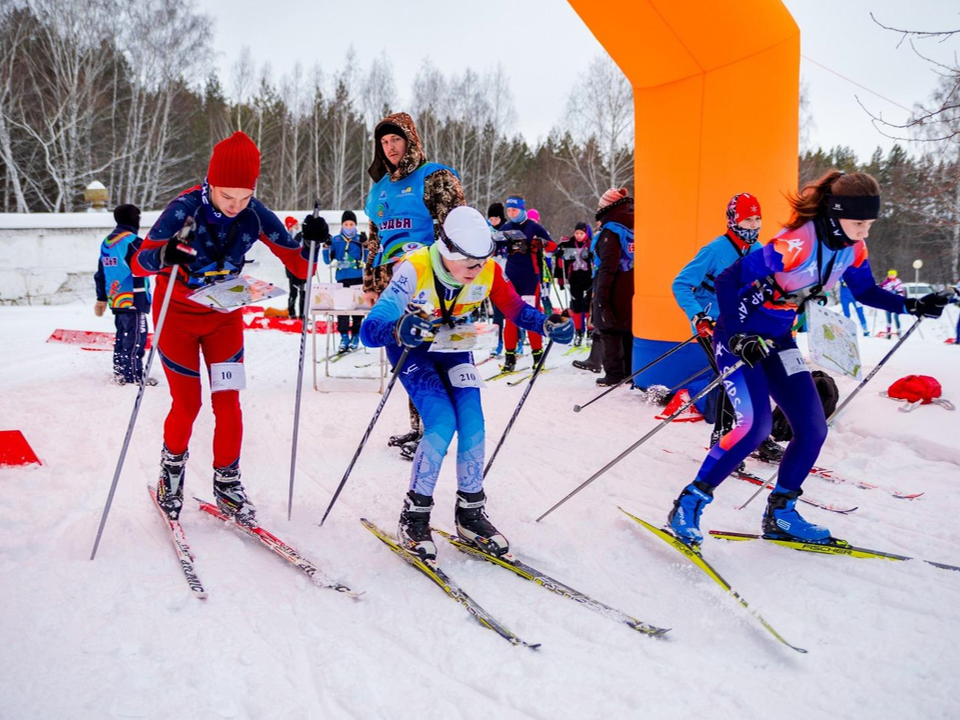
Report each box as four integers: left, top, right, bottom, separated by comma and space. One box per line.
157, 446, 188, 520
501, 351, 517, 373
213, 466, 257, 526
531, 349, 543, 368
388, 429, 422, 448
398, 438, 420, 461
398, 491, 436, 561
574, 330, 584, 347
754, 438, 785, 463
455, 490, 509, 557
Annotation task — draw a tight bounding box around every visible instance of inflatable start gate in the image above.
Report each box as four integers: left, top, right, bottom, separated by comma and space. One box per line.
569, 0, 800, 391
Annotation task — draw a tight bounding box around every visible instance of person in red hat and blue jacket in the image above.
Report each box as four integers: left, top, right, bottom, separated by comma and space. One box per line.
133, 131, 328, 524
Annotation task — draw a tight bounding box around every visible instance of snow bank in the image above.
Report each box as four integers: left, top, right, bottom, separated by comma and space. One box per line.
1, 298, 958, 719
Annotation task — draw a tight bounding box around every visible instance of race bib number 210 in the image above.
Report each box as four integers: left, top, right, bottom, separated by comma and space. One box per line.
448, 363, 485, 389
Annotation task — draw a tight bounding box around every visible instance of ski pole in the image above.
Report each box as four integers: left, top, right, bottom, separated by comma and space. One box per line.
287, 200, 321, 520
90, 218, 196, 560
573, 333, 698, 412
736, 319, 923, 512
319, 347, 410, 526
484, 340, 554, 480
537, 360, 744, 523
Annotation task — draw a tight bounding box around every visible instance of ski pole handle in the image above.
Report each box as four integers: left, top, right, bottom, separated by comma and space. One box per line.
573, 333, 698, 412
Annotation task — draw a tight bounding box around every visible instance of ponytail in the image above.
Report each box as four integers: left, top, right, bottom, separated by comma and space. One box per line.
784, 170, 880, 231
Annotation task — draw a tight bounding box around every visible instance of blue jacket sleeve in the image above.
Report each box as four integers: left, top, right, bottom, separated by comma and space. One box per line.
322, 245, 333, 265
672, 245, 715, 320
842, 259, 907, 314
359, 261, 416, 347
715, 243, 783, 335
94, 258, 106, 301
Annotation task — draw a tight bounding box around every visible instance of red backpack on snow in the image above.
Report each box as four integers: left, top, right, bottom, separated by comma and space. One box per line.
884, 375, 955, 412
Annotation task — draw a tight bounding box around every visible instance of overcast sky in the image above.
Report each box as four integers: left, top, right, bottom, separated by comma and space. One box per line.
200, 0, 959, 162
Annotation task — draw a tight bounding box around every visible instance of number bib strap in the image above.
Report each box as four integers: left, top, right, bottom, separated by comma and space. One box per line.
448, 362, 485, 389
210, 362, 247, 392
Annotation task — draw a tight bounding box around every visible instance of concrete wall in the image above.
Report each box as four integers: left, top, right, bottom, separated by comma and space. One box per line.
0, 211, 359, 305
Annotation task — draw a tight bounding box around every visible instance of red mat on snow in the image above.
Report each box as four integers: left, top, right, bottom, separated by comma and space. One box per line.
47, 329, 154, 351
0, 430, 41, 467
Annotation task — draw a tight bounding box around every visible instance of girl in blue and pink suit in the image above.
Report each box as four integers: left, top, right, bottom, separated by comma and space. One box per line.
667, 171, 949, 545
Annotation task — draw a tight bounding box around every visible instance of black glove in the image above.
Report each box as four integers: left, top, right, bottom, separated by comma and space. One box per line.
728, 333, 771, 368
693, 311, 715, 338
905, 292, 948, 319
159, 222, 197, 267
301, 215, 330, 244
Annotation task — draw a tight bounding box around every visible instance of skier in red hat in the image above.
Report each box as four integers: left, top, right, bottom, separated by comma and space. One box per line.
133, 131, 329, 524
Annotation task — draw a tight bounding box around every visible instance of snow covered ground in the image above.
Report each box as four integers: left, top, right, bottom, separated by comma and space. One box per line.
1, 299, 958, 720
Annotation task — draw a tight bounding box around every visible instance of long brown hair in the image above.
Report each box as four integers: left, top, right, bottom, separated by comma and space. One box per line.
784, 170, 881, 231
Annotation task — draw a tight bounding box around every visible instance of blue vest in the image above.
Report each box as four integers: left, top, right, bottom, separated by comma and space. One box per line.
364, 162, 456, 266
601, 221, 634, 272
101, 231, 151, 309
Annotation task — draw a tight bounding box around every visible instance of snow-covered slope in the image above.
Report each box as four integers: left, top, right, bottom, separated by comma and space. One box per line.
1, 302, 958, 720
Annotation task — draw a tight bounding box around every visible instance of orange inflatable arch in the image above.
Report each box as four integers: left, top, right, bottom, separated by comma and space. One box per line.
568, 0, 799, 388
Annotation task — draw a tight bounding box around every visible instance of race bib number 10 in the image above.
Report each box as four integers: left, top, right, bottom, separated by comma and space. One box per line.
210, 362, 246, 392
448, 363, 485, 389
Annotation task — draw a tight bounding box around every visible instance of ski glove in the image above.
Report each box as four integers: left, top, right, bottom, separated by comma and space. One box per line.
301, 215, 330, 244
159, 235, 197, 267
693, 311, 715, 338
395, 313, 434, 348
728, 333, 771, 368
905, 292, 948, 319
543, 313, 575, 344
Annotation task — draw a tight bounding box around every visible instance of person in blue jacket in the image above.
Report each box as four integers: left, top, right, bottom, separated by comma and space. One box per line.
667, 170, 949, 546
94, 204, 156, 386
323, 210, 366, 352
672, 193, 774, 455
360, 206, 574, 561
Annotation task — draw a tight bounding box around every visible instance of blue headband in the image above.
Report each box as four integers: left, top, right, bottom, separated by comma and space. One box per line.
505, 196, 526, 211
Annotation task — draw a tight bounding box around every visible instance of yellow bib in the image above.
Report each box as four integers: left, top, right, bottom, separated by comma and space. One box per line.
405, 247, 495, 319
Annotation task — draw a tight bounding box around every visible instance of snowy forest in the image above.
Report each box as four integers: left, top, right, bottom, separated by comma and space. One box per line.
0, 0, 958, 282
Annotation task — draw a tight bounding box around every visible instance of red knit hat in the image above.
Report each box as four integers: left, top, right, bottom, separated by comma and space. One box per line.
207, 131, 260, 190
284, 216, 298, 231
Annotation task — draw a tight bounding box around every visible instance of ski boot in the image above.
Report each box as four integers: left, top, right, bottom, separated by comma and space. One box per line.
572, 359, 601, 373
338, 333, 350, 353
455, 490, 509, 557
762, 488, 830, 542
398, 437, 420, 461
398, 491, 436, 561
531, 349, 543, 368
349, 334, 360, 350
667, 480, 714, 547
574, 330, 584, 347
754, 438, 785, 464
501, 351, 517, 373
388, 429, 421, 448
157, 446, 188, 520
213, 465, 257, 526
